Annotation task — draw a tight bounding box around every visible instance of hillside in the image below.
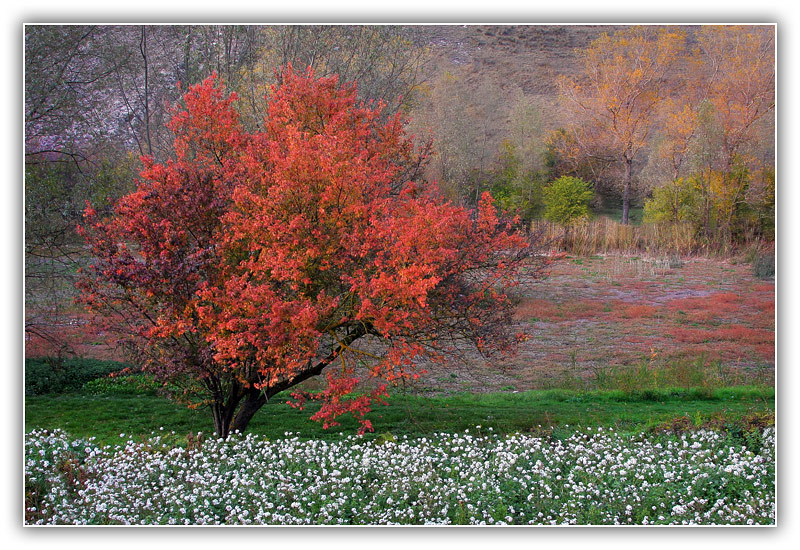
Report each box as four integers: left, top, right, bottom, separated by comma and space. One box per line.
420, 24, 619, 96
409, 24, 709, 209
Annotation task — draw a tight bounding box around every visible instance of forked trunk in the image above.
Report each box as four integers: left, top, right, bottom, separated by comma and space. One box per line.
211, 401, 238, 439
207, 326, 370, 439
209, 388, 268, 439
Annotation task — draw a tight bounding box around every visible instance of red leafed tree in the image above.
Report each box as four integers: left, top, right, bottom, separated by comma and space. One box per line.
78, 66, 549, 438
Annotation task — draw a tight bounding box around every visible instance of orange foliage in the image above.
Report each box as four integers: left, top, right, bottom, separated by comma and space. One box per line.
693, 26, 775, 167
77, 68, 544, 437
557, 26, 685, 223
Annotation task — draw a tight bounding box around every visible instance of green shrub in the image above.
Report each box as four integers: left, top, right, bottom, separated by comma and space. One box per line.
82, 374, 162, 396
753, 167, 775, 240
543, 176, 593, 225
752, 253, 775, 280
489, 140, 546, 223
25, 358, 131, 396
643, 178, 701, 226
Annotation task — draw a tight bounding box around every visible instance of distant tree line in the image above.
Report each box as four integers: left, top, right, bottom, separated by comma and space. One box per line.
410, 25, 773, 247
556, 25, 774, 242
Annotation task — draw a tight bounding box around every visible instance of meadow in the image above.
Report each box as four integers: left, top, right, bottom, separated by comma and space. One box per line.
24, 253, 776, 526
387, 253, 775, 395
24, 23, 775, 527
25, 424, 775, 525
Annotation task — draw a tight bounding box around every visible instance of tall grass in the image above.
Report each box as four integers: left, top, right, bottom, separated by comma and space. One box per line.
532, 218, 761, 257
588, 356, 771, 396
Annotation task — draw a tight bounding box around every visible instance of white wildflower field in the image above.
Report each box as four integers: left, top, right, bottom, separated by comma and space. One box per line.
25, 427, 775, 526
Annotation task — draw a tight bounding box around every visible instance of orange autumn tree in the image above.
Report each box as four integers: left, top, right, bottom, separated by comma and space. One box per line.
641, 26, 774, 242
558, 26, 684, 224
78, 67, 547, 438
692, 25, 775, 172
690, 25, 775, 239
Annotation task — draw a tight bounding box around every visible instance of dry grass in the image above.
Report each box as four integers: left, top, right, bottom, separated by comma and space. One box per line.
495, 254, 775, 392
531, 218, 751, 257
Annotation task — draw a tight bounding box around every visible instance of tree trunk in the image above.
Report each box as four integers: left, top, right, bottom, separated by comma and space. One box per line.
207, 325, 371, 438
208, 387, 266, 439
621, 156, 632, 225
208, 375, 245, 439
229, 388, 268, 435
211, 400, 238, 439
673, 184, 680, 223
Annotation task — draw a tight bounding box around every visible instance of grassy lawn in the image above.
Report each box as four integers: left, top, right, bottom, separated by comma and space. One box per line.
25, 385, 774, 446
591, 205, 645, 225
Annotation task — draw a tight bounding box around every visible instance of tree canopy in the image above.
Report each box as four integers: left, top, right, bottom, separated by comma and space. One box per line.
77, 67, 547, 438
557, 26, 685, 224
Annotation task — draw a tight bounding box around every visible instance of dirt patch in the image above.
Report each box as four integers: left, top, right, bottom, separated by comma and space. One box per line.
26, 254, 775, 396
412, 254, 775, 394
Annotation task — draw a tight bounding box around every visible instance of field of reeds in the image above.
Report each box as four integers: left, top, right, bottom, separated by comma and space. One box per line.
531, 218, 774, 260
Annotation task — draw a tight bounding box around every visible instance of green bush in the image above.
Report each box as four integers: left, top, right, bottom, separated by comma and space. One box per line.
82, 374, 162, 396
25, 358, 131, 396
643, 178, 701, 226
489, 140, 546, 223
543, 176, 593, 225
752, 253, 775, 280
754, 167, 775, 240
644, 162, 774, 248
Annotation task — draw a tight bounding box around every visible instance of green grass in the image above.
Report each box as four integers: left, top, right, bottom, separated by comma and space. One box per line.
25, 385, 774, 447
591, 205, 644, 225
